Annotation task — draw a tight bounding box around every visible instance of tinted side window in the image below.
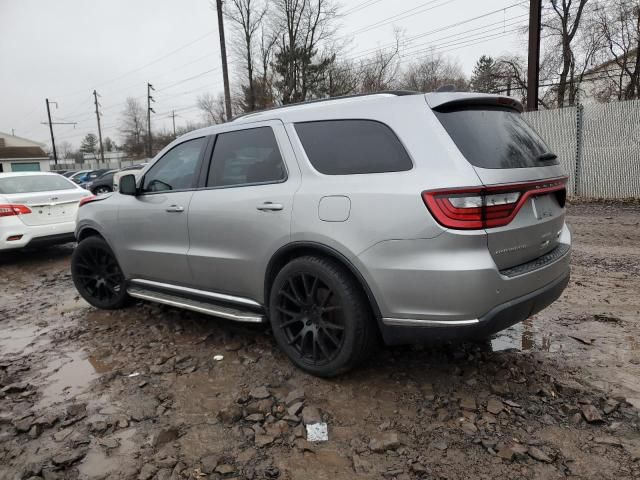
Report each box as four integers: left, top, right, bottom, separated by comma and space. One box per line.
295, 120, 412, 175
207, 127, 286, 187
142, 137, 205, 192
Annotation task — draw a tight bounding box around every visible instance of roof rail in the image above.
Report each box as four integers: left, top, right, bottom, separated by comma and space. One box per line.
232, 90, 420, 121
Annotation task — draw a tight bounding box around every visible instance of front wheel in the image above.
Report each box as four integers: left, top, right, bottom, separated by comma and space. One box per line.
269, 256, 377, 377
71, 236, 129, 309
93, 186, 112, 195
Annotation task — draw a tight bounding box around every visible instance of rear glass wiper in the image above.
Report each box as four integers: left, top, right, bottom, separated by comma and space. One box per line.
537, 152, 557, 162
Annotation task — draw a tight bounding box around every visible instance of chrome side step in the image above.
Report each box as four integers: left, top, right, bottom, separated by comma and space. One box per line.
127, 286, 265, 323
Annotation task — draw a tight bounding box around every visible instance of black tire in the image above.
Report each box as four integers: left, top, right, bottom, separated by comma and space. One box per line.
269, 256, 377, 377
71, 236, 130, 310
93, 186, 112, 195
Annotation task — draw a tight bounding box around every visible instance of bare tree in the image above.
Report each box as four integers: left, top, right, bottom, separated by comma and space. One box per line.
543, 0, 592, 106
197, 92, 228, 124
593, 0, 640, 100
399, 52, 468, 92
223, 0, 268, 112
358, 35, 401, 93
58, 141, 74, 160
272, 0, 339, 103
497, 54, 555, 109
119, 97, 145, 157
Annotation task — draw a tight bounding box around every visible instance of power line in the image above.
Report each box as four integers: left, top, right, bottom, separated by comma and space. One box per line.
350, 0, 458, 35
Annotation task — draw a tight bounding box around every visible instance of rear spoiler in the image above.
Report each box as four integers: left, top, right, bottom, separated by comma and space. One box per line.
425, 92, 523, 113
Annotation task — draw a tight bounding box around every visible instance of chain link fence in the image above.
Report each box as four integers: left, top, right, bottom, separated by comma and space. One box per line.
524, 99, 640, 199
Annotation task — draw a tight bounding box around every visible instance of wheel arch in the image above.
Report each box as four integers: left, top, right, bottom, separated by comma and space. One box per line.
264, 242, 382, 322
76, 226, 104, 242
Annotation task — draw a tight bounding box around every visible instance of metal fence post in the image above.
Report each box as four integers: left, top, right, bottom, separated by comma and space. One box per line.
574, 96, 584, 197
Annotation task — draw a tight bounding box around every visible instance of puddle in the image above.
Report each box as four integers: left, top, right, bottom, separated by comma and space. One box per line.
0, 321, 52, 355
36, 351, 113, 409
77, 428, 138, 478
491, 317, 559, 353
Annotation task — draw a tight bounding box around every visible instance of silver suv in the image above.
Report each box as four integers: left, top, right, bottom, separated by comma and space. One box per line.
72, 92, 571, 377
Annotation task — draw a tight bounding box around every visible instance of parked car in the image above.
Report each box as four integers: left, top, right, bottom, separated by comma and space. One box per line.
74, 168, 110, 186
112, 164, 147, 192
0, 172, 92, 250
62, 171, 78, 178
67, 170, 91, 183
71, 91, 571, 377
82, 170, 118, 195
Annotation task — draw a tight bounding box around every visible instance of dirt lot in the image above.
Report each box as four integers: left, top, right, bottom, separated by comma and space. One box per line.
1, 201, 640, 480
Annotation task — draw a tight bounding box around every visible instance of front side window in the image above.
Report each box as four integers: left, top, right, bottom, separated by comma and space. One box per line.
142, 137, 205, 193
295, 120, 413, 175
207, 127, 286, 187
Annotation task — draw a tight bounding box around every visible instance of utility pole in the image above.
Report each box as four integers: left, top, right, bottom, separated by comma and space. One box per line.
527, 0, 542, 111
215, 0, 232, 121
93, 90, 105, 163
147, 82, 155, 157
45, 99, 58, 164
171, 110, 176, 138
42, 99, 76, 165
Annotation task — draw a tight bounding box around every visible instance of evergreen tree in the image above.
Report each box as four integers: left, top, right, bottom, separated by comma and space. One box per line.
470, 55, 501, 93
79, 133, 98, 155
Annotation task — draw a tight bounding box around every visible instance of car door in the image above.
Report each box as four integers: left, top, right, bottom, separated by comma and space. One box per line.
115, 136, 208, 284
187, 121, 301, 303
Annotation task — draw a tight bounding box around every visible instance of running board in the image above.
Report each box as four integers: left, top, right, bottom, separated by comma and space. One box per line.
127, 286, 265, 323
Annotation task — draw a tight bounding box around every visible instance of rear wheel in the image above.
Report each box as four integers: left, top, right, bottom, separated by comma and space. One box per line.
269, 256, 377, 377
71, 236, 129, 309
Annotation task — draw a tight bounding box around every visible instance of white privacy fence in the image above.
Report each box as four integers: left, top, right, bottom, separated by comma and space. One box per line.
523, 99, 640, 199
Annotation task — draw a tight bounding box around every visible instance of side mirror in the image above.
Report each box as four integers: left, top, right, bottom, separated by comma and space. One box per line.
119, 174, 138, 196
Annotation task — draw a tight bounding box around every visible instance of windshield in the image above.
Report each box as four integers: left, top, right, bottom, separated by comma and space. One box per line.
0, 175, 77, 194
434, 106, 558, 169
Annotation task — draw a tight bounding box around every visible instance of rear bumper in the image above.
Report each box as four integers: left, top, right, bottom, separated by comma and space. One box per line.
0, 218, 76, 251
379, 270, 569, 345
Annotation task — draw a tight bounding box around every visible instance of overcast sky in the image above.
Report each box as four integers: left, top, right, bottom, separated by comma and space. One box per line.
0, 0, 530, 149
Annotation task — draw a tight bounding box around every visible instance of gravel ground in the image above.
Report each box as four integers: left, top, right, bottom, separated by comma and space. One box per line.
1, 201, 640, 480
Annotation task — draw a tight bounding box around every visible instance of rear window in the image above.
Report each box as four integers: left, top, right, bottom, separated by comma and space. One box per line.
434, 106, 558, 169
295, 120, 412, 175
0, 175, 77, 194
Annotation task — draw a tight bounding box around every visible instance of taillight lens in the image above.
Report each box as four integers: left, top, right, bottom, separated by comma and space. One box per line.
0, 204, 32, 217
422, 177, 567, 230
79, 195, 98, 207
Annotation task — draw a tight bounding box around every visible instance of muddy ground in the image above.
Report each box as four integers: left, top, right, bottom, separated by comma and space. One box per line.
1, 201, 640, 480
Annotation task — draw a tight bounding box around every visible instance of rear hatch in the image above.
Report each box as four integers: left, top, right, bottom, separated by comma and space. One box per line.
0, 175, 89, 226
427, 94, 567, 270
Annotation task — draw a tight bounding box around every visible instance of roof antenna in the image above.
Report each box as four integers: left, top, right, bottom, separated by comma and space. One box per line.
436, 84, 456, 92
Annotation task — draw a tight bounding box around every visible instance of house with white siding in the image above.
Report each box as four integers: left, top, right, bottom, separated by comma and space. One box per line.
0, 132, 50, 173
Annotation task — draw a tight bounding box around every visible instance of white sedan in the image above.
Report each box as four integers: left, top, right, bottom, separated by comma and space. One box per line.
0, 172, 92, 251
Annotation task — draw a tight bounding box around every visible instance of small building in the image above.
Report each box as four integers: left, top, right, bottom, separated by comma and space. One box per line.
0, 132, 50, 173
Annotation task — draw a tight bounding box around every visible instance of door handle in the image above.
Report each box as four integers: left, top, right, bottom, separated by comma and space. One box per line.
257, 202, 284, 212
166, 205, 185, 213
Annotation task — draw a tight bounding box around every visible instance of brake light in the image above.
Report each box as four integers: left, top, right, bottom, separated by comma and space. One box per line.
0, 204, 32, 217
422, 177, 567, 230
79, 195, 98, 207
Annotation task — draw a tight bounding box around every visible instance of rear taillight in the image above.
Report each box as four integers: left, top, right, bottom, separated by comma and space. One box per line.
422, 177, 567, 230
0, 204, 32, 217
79, 195, 98, 207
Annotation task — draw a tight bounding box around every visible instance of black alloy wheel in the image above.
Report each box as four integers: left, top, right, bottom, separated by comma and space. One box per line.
71, 236, 129, 309
269, 256, 377, 377
275, 272, 346, 365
